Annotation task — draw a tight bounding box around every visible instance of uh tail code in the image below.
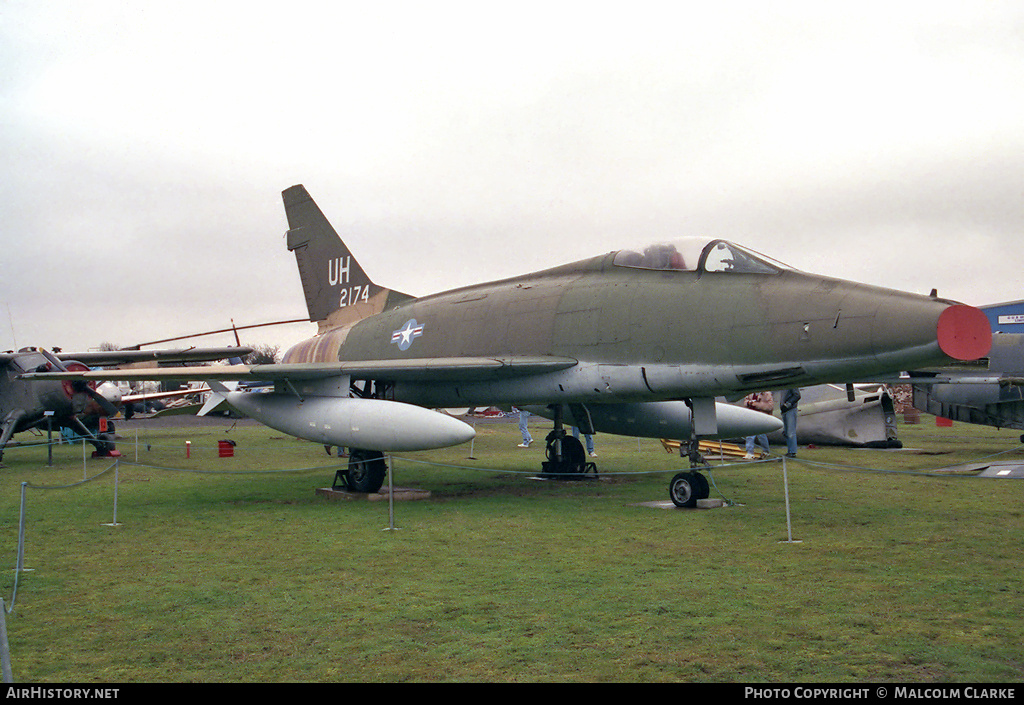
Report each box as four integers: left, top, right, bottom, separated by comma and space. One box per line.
328, 256, 370, 307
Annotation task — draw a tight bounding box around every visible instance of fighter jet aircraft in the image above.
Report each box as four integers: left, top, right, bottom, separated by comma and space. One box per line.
1, 346, 249, 464
23, 185, 992, 506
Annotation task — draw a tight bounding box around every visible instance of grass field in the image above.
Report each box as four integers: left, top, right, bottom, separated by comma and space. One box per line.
1, 413, 1022, 682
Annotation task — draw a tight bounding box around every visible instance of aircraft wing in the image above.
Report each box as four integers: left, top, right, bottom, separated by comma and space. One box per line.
2, 347, 250, 366
925, 376, 1024, 387
55, 346, 252, 365
859, 373, 1024, 387
18, 355, 579, 383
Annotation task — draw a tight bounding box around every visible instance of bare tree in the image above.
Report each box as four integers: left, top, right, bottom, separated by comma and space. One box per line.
243, 343, 280, 365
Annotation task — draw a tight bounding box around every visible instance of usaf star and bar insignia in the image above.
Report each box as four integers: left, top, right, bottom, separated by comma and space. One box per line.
391, 319, 425, 351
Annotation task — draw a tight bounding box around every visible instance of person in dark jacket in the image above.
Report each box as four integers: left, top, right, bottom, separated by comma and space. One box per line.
780, 388, 801, 458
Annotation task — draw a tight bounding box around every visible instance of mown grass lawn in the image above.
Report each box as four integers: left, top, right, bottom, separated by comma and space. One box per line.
1, 414, 1022, 682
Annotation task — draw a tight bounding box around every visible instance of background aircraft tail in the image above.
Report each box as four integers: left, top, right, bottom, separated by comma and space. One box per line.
283, 185, 413, 333
197, 380, 237, 417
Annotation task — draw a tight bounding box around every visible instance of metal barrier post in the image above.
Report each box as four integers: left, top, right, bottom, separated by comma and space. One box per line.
780, 456, 801, 544
45, 412, 54, 467
383, 455, 399, 531
0, 597, 12, 682
15, 483, 27, 573
102, 459, 121, 527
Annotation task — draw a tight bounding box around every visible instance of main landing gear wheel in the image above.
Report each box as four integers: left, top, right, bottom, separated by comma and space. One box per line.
669, 471, 710, 508
541, 434, 597, 478
538, 403, 598, 479
337, 449, 388, 493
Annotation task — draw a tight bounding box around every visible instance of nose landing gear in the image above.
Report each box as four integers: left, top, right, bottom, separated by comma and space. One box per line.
669, 439, 711, 508
669, 469, 710, 508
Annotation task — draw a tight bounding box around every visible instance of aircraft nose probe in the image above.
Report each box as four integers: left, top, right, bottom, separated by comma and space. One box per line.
937, 304, 992, 361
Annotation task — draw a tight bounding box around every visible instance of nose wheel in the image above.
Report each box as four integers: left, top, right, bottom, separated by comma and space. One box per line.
668, 438, 711, 508
669, 470, 710, 508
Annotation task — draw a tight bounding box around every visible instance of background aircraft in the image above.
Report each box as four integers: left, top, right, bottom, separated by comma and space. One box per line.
1, 345, 249, 464
760, 383, 901, 448
907, 332, 1024, 441
887, 300, 1024, 442
24, 185, 992, 506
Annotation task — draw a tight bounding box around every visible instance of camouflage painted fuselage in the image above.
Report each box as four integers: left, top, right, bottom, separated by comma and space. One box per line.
283, 252, 973, 409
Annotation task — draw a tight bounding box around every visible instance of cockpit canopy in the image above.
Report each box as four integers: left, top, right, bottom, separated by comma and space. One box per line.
613, 238, 791, 275
8, 352, 50, 373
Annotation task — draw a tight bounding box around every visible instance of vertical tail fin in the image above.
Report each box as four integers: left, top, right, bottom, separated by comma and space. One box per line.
283, 185, 412, 333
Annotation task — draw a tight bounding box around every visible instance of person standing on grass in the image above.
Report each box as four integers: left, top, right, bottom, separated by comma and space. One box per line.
516, 407, 532, 447
780, 388, 801, 458
743, 391, 774, 459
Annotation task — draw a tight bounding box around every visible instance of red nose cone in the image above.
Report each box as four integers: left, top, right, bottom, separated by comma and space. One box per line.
937, 305, 992, 361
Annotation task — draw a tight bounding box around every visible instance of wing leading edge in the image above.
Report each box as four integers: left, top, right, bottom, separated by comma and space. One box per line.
1, 346, 251, 367
18, 355, 579, 384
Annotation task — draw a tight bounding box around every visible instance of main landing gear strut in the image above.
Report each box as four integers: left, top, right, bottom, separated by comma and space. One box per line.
540, 404, 597, 479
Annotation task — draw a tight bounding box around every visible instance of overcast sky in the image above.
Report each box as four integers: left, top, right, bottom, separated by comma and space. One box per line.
2, 1, 1022, 355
